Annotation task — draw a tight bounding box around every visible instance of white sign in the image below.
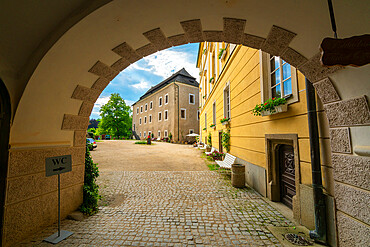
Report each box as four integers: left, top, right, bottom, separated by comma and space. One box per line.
45, 155, 72, 177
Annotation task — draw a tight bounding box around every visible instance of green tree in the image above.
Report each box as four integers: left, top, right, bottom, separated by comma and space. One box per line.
98, 93, 132, 139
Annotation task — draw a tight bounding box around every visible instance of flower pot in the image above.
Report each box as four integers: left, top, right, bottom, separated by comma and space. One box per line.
261, 104, 288, 116
206, 146, 211, 152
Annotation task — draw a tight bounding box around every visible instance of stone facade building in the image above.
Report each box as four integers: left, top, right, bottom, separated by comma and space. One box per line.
132, 68, 199, 142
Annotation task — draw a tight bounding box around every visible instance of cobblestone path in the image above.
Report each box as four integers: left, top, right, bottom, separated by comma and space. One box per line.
22, 171, 293, 246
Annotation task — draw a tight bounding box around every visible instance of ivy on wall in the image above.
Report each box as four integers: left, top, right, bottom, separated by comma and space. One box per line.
80, 141, 100, 215
222, 128, 230, 152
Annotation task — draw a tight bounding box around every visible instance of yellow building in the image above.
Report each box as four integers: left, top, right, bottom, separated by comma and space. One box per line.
197, 42, 335, 243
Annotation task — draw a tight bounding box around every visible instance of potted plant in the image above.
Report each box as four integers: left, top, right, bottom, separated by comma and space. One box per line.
218, 48, 226, 59
252, 97, 287, 116
209, 77, 215, 84
220, 117, 230, 125
203, 127, 207, 131
203, 95, 206, 99
210, 123, 216, 129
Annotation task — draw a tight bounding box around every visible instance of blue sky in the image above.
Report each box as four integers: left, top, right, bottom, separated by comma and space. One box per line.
90, 43, 200, 119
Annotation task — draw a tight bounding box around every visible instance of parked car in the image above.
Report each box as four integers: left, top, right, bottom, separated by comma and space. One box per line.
87, 138, 97, 151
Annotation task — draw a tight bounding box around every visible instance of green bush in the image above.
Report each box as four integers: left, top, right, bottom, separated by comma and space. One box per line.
207, 132, 212, 147
80, 141, 100, 215
135, 141, 147, 144
222, 129, 230, 152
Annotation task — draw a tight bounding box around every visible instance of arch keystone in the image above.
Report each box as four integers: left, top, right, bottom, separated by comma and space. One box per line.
112, 42, 142, 63
261, 25, 296, 56
241, 34, 265, 50
143, 28, 171, 50
223, 18, 246, 44
180, 19, 204, 43
88, 61, 119, 81
168, 34, 188, 47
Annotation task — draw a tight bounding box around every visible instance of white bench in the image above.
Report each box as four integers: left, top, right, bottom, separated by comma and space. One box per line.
215, 153, 236, 169
205, 147, 215, 155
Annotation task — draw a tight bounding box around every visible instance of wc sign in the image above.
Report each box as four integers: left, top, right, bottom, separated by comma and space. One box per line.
45, 155, 72, 177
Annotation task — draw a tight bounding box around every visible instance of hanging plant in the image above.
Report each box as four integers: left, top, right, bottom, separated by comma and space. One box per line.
218, 48, 226, 59
203, 127, 207, 131
209, 77, 215, 83
220, 117, 230, 124
210, 124, 216, 128
252, 97, 287, 116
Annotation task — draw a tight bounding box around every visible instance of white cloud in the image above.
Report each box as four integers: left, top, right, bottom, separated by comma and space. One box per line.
143, 49, 199, 81
131, 80, 151, 90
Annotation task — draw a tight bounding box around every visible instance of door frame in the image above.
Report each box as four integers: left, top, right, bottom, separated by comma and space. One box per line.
265, 134, 301, 218
0, 78, 11, 246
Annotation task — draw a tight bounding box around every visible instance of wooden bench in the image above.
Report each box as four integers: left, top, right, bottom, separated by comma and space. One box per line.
215, 153, 236, 169
205, 147, 215, 155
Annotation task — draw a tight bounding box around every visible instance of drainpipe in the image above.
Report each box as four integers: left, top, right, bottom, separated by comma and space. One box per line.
305, 78, 327, 244
174, 82, 180, 141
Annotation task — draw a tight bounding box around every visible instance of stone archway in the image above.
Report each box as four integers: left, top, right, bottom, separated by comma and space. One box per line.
2, 2, 369, 245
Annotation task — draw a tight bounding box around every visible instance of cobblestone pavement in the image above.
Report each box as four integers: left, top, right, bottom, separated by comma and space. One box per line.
21, 171, 293, 246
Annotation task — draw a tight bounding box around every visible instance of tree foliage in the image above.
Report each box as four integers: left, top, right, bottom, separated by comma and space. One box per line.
98, 93, 132, 139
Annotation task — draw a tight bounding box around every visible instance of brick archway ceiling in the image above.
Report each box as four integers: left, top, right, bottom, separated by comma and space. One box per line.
61, 18, 370, 147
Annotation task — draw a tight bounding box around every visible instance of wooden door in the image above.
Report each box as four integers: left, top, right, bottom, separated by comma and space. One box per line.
219, 131, 223, 153
279, 145, 296, 208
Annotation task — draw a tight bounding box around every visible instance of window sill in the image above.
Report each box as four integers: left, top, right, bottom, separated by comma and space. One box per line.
261, 104, 288, 116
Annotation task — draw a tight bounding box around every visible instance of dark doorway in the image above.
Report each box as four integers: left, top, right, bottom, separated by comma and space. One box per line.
0, 78, 11, 246
218, 131, 223, 153
278, 144, 296, 208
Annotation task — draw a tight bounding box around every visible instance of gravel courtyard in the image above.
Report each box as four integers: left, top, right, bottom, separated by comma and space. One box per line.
21, 141, 293, 246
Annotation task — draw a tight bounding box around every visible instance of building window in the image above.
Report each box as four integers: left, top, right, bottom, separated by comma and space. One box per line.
150, 101, 153, 110
140, 106, 143, 113
149, 114, 152, 123
189, 129, 194, 134
212, 101, 216, 124
140, 132, 141, 137
144, 131, 146, 137
164, 130, 168, 137
165, 94, 169, 105
158, 112, 162, 121
189, 94, 195, 104
139, 118, 142, 125
223, 83, 230, 119
145, 103, 148, 112
159, 97, 163, 107
144, 116, 147, 124
164, 110, 168, 121
136, 107, 139, 114
197, 110, 200, 121
158, 131, 161, 137
180, 109, 186, 119
260, 51, 298, 104
205, 112, 207, 129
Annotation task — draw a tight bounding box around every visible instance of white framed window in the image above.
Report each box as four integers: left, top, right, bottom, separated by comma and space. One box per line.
144, 131, 146, 137
150, 101, 153, 110
158, 130, 161, 137
158, 112, 162, 121
140, 106, 143, 113
149, 114, 152, 123
180, 108, 186, 119
164, 130, 168, 137
164, 110, 168, 121
212, 101, 216, 124
223, 82, 230, 119
139, 118, 142, 125
189, 129, 194, 134
136, 107, 139, 114
145, 103, 148, 112
159, 97, 163, 107
189, 94, 195, 104
197, 110, 200, 121
144, 116, 147, 124
260, 51, 298, 104
165, 94, 169, 105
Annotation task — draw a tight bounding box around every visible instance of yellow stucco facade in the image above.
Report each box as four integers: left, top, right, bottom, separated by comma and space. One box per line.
197, 42, 334, 235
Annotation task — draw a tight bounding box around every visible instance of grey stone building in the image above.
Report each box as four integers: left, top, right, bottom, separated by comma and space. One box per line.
132, 68, 199, 142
